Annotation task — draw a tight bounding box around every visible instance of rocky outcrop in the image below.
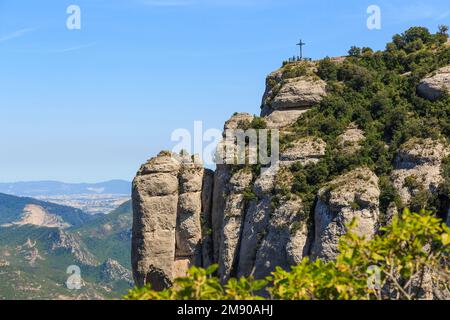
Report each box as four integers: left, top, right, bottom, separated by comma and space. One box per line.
253, 195, 308, 279
224, 112, 254, 131
264, 110, 307, 129
280, 137, 326, 167
131, 60, 449, 298
175, 160, 206, 274
417, 66, 450, 101
269, 78, 327, 111
131, 152, 180, 289
49, 230, 98, 266
211, 164, 231, 263
311, 168, 380, 262
391, 138, 449, 205
337, 124, 365, 154
131, 152, 214, 290
0, 259, 9, 268
217, 169, 253, 282
100, 259, 133, 285
236, 168, 275, 277
18, 239, 45, 267
2, 204, 70, 229
132, 104, 331, 287
261, 62, 327, 129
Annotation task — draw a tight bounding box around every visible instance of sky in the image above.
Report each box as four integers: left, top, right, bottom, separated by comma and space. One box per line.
0, 0, 449, 183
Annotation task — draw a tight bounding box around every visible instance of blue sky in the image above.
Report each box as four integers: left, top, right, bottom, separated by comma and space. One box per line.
0, 0, 448, 183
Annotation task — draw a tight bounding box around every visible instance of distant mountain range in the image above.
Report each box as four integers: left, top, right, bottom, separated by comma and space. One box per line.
0, 180, 131, 215
0, 180, 131, 197
0, 193, 133, 300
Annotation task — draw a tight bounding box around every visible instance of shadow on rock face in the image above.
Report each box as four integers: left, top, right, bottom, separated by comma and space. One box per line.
145, 266, 173, 292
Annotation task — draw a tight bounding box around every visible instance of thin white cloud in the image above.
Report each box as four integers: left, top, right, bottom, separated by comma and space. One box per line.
52, 43, 96, 54
437, 11, 450, 20
0, 28, 34, 43
12, 43, 97, 55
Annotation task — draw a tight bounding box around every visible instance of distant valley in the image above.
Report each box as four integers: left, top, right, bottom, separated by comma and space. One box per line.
0, 186, 133, 300
0, 180, 131, 215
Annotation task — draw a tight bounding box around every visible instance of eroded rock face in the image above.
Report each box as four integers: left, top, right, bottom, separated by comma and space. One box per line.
49, 230, 97, 266
417, 66, 450, 101
391, 138, 449, 205
217, 169, 253, 283
224, 113, 254, 131
100, 259, 133, 285
261, 64, 327, 129
131, 131, 445, 299
271, 78, 327, 110
237, 168, 276, 278
264, 109, 307, 129
131, 153, 180, 288
175, 165, 204, 264
131, 152, 213, 289
211, 164, 231, 263
253, 196, 308, 279
176, 160, 213, 273
280, 137, 327, 167
311, 168, 380, 262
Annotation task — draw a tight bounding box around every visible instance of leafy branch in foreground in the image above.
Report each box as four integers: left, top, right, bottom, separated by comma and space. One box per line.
124, 264, 266, 300
125, 209, 449, 300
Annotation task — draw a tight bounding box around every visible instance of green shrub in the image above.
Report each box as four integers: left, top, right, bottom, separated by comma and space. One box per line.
243, 187, 258, 202
317, 57, 338, 81
379, 176, 402, 214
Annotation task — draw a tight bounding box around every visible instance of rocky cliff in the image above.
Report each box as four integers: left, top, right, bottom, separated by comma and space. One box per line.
131, 153, 214, 289
131, 31, 450, 295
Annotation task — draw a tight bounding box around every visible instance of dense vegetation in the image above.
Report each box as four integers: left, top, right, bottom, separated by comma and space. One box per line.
278, 26, 450, 224
125, 209, 449, 300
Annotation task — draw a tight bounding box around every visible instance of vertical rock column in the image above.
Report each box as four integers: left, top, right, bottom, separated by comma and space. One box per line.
211, 113, 254, 266
237, 168, 275, 278
132, 152, 214, 289
174, 158, 207, 277
217, 169, 253, 283
211, 164, 230, 264
131, 152, 180, 290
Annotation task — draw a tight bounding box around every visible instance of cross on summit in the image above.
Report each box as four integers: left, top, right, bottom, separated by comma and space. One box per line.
296, 39, 306, 60
287, 39, 309, 63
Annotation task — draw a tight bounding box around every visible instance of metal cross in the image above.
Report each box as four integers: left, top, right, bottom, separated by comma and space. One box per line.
296, 39, 306, 60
